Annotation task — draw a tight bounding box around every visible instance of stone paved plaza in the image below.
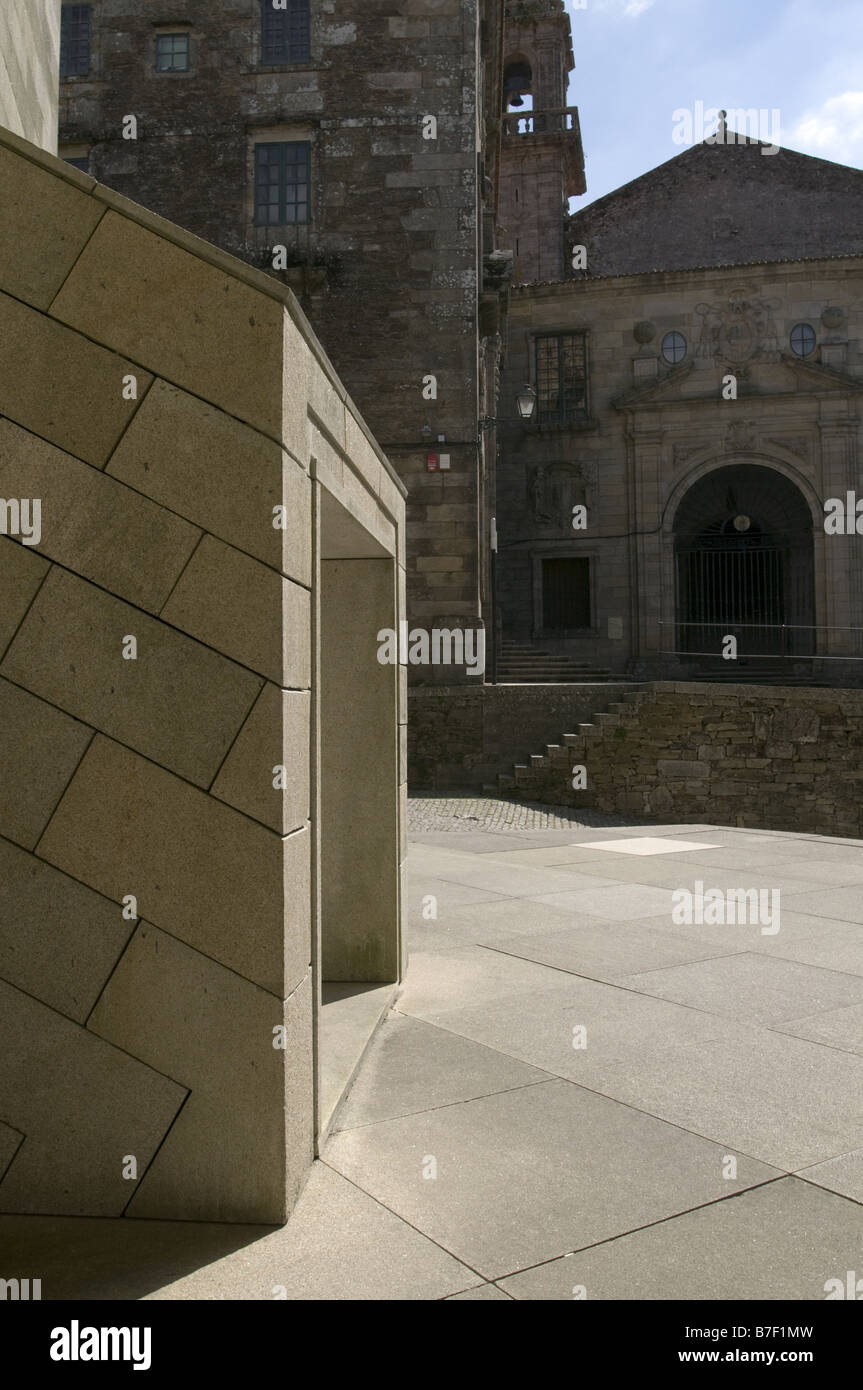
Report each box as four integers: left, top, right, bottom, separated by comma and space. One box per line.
4, 798, 863, 1299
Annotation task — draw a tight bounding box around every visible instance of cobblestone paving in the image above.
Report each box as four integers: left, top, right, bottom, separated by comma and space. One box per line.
408, 793, 635, 833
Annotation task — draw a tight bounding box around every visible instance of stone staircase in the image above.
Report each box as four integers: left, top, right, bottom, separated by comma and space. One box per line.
486, 682, 655, 803
497, 640, 611, 683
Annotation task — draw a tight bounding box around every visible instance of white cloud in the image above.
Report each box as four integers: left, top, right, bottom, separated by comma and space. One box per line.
577, 0, 655, 15
789, 90, 863, 166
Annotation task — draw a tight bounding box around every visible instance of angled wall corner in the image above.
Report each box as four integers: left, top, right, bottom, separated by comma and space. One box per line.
0, 128, 405, 1223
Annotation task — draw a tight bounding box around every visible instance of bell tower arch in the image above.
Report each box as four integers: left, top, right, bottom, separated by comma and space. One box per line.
499, 0, 585, 283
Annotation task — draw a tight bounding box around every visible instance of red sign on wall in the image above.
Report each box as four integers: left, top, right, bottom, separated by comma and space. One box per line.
426, 453, 439, 472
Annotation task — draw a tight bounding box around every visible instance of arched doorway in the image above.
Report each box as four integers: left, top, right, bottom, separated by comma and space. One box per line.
674, 465, 815, 668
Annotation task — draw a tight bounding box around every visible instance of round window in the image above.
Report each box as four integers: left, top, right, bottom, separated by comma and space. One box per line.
790, 323, 816, 357
661, 330, 687, 365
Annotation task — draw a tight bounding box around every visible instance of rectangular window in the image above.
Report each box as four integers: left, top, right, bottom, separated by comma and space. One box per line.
63, 156, 90, 172
60, 4, 92, 78
542, 557, 591, 631
155, 34, 190, 72
254, 141, 311, 225
535, 333, 588, 425
260, 0, 311, 64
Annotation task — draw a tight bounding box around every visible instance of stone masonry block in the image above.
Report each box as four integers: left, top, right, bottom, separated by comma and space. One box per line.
2, 566, 262, 788
89, 923, 313, 1224
107, 379, 311, 586
0, 835, 133, 1024
51, 212, 285, 439
37, 736, 308, 998
0, 979, 186, 1216
0, 417, 200, 612
0, 143, 103, 310
0, 291, 152, 467
161, 534, 310, 688
0, 676, 91, 849
0, 536, 49, 659
211, 683, 310, 834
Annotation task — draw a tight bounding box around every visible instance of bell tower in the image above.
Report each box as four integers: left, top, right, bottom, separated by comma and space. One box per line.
499, 0, 586, 283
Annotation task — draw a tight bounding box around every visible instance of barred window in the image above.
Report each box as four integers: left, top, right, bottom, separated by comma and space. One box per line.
261, 0, 311, 64
535, 333, 588, 424
60, 5, 92, 78
254, 141, 311, 225
156, 34, 190, 72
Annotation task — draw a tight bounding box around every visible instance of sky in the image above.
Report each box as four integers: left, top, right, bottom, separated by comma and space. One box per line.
564, 0, 863, 209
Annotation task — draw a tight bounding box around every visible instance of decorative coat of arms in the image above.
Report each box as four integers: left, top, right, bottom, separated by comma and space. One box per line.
530, 461, 591, 528
695, 284, 781, 364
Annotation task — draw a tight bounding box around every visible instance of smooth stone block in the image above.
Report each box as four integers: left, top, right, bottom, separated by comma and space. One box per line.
0, 980, 186, 1216
0, 290, 151, 467
0, 677, 91, 849
0, 536, 49, 659
0, 836, 133, 1023
51, 212, 285, 439
4, 566, 262, 788
0, 417, 200, 611
107, 379, 311, 585
37, 736, 307, 997
211, 684, 309, 833
161, 534, 310, 688
90, 923, 312, 1224
0, 143, 103, 310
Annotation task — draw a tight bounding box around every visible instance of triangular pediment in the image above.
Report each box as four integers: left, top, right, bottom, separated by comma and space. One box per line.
614, 354, 863, 411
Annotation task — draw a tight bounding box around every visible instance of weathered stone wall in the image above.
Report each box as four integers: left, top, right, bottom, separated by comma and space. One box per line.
60, 0, 508, 639
409, 681, 638, 788
0, 0, 61, 152
511, 682, 863, 840
567, 139, 863, 278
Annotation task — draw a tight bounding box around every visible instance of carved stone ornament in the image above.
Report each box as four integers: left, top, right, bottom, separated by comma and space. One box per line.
724, 420, 757, 452
766, 436, 809, 461
530, 461, 589, 527
695, 284, 781, 364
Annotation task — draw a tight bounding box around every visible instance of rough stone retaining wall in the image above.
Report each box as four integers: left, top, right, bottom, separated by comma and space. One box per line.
503, 682, 863, 839
408, 682, 639, 789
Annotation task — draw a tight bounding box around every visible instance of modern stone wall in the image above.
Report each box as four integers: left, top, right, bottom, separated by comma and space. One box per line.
501, 682, 863, 840
0, 127, 406, 1222
0, 0, 61, 153
409, 682, 638, 788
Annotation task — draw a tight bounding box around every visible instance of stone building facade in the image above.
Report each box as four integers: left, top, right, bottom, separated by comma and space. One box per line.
58, 0, 515, 664
497, 136, 863, 683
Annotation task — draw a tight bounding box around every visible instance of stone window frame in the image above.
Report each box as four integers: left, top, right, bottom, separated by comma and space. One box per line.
246, 123, 317, 241
59, 3, 93, 81
248, 0, 322, 72
790, 322, 817, 359
523, 326, 593, 432
152, 25, 195, 77
258, 0, 311, 65
531, 544, 600, 637
661, 330, 687, 366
